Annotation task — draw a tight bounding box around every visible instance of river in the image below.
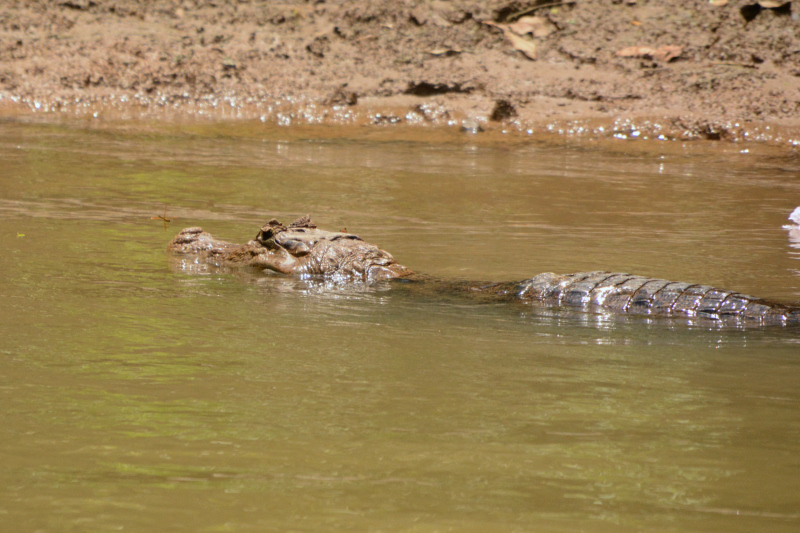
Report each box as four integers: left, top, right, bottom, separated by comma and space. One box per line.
1, 119, 799, 532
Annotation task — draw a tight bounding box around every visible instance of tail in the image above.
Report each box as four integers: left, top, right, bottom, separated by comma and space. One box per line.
517, 271, 800, 325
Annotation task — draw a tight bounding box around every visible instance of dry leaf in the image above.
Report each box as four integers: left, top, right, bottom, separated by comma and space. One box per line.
758, 1, 785, 7
616, 45, 682, 62
710, 0, 729, 6
504, 30, 537, 60
508, 16, 553, 38
507, 18, 534, 35
653, 45, 682, 62
482, 20, 537, 60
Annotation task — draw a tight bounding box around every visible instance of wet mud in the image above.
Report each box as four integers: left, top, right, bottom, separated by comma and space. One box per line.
1, 0, 799, 145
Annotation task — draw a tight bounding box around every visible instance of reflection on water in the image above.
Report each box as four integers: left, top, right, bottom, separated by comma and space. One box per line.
788, 228, 800, 250
1, 121, 800, 532
783, 207, 800, 279
785, 206, 800, 269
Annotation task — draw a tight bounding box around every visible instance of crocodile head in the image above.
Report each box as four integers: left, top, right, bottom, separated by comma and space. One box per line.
169, 215, 413, 282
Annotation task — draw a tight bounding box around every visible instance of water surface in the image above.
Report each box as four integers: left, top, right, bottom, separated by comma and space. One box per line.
1, 120, 800, 532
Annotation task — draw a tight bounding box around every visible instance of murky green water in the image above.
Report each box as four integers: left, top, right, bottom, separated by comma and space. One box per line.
2, 120, 800, 532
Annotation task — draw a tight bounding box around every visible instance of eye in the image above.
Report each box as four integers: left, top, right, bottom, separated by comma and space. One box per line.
281, 239, 310, 256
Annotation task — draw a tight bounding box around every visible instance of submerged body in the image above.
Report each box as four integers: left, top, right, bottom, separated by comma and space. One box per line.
169, 216, 800, 326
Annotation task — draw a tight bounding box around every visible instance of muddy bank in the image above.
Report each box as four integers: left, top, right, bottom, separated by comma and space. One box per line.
1, 0, 799, 145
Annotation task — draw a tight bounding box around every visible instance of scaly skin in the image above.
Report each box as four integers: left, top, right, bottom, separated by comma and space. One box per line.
514, 271, 800, 325
169, 216, 800, 326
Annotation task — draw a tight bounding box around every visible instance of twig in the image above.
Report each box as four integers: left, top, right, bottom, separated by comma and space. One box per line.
509, 1, 578, 21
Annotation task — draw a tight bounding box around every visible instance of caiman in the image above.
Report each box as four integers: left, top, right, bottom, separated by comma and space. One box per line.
168, 215, 800, 326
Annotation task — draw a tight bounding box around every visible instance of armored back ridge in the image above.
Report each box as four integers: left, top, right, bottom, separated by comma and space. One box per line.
169, 216, 800, 326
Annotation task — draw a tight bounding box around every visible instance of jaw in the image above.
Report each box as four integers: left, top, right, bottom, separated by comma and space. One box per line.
168, 227, 300, 274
